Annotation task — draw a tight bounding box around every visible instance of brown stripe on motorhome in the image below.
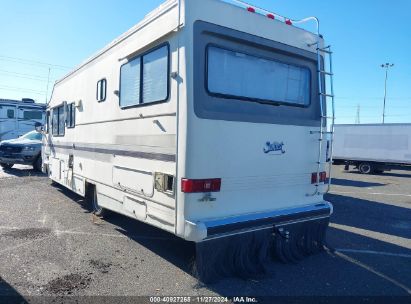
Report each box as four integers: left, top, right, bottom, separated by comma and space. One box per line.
46, 143, 176, 162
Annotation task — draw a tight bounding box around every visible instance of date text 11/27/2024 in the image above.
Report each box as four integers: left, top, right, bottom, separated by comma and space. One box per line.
149, 296, 258, 303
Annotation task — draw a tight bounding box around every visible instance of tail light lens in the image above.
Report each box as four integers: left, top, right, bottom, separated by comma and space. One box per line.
311, 172, 327, 184
285, 19, 293, 25
247, 7, 256, 13
181, 178, 221, 193
267, 14, 275, 19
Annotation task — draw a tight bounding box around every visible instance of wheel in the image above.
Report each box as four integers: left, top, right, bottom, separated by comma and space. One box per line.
87, 185, 107, 217
0, 163, 13, 170
358, 162, 373, 174
33, 156, 42, 172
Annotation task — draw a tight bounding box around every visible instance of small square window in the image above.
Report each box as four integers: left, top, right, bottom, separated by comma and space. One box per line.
97, 79, 107, 102
67, 103, 75, 128
7, 109, 15, 119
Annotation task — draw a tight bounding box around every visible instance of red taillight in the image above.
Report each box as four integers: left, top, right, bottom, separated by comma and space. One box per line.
311, 172, 327, 184
267, 13, 275, 20
247, 7, 256, 13
285, 19, 293, 25
181, 178, 221, 193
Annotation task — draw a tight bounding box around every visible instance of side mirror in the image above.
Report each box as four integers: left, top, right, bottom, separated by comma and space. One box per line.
35, 122, 44, 133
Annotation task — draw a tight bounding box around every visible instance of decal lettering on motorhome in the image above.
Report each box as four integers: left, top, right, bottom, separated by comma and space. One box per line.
263, 141, 285, 155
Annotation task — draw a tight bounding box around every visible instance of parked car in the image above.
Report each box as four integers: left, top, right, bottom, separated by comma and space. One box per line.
0, 130, 42, 171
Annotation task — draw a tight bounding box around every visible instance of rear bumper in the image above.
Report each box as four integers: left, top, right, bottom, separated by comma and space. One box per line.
184, 201, 333, 242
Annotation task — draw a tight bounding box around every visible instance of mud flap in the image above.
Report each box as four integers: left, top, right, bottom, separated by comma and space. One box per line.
194, 217, 330, 283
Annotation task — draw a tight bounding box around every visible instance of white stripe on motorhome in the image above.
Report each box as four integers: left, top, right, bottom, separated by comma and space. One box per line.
330, 190, 411, 198
330, 223, 411, 250
336, 249, 411, 259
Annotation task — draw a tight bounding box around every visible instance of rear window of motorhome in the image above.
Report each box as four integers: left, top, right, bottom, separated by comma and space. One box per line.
97, 79, 107, 102
120, 44, 169, 108
207, 46, 311, 106
23, 110, 42, 120
52, 105, 65, 136
7, 109, 14, 118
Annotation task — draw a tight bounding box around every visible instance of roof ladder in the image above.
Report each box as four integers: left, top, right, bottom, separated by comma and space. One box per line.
308, 42, 336, 196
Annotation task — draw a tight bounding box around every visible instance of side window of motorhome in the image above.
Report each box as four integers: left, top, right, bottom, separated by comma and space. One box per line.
23, 110, 43, 120
96, 79, 107, 102
7, 109, 15, 118
52, 106, 65, 137
207, 46, 311, 106
120, 44, 169, 108
67, 103, 75, 128
45, 111, 50, 133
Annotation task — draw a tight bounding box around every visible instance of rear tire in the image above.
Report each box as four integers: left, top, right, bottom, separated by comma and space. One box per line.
87, 185, 107, 217
358, 162, 373, 174
33, 156, 42, 172
0, 163, 13, 170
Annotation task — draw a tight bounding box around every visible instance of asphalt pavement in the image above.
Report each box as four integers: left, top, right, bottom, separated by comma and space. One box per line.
0, 165, 410, 302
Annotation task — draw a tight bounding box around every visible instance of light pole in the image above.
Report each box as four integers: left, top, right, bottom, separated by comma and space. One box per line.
381, 63, 394, 124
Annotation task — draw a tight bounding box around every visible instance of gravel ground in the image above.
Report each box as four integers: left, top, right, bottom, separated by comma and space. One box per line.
0, 164, 410, 303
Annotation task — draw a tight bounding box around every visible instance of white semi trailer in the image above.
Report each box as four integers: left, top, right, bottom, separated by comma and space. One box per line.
41, 0, 335, 282
333, 124, 411, 174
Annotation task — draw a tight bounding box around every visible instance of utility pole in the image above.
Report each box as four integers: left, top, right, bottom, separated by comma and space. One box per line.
355, 104, 360, 124
381, 63, 394, 124
45, 67, 51, 104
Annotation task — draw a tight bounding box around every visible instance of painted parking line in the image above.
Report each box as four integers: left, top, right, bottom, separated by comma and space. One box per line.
55, 229, 172, 241
335, 251, 411, 295
0, 225, 175, 250
0, 226, 19, 230
336, 249, 411, 259
330, 223, 411, 250
0, 224, 92, 255
330, 190, 411, 198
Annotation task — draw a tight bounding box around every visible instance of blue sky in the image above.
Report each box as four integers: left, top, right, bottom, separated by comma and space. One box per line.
1, 0, 410, 124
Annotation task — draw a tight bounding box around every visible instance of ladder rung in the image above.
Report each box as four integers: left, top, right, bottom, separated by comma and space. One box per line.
318, 48, 332, 54
310, 131, 334, 135
319, 70, 333, 76
308, 42, 319, 47
320, 93, 334, 98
